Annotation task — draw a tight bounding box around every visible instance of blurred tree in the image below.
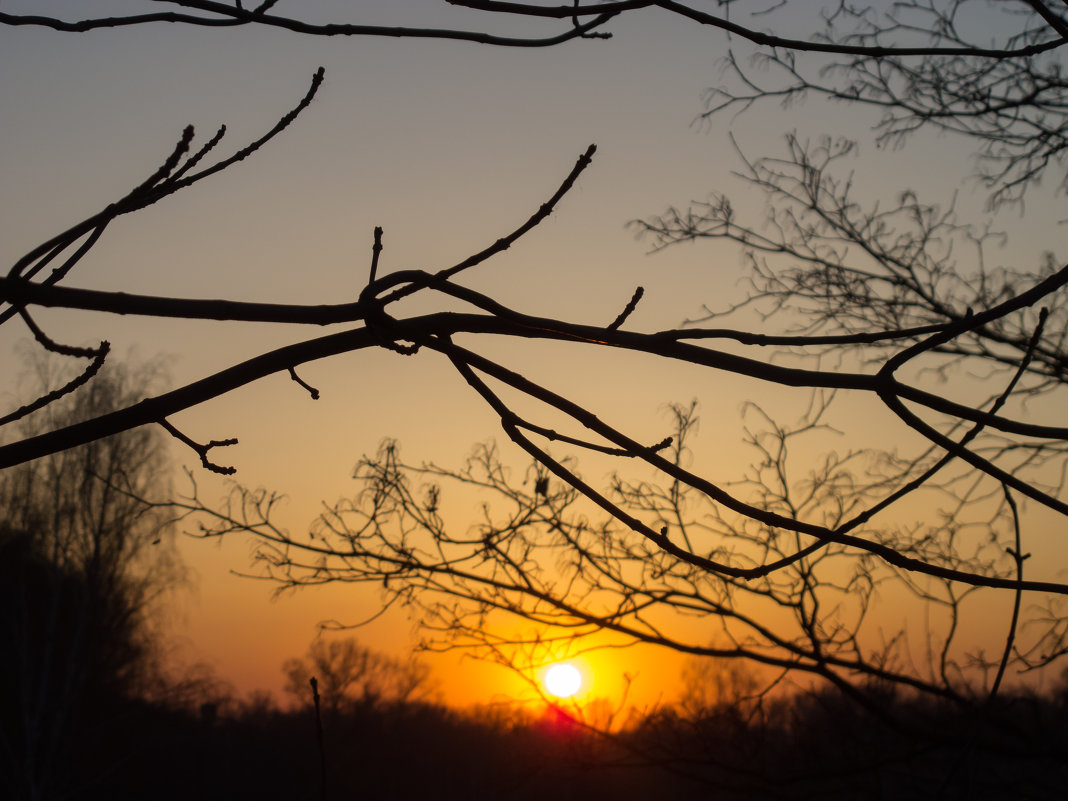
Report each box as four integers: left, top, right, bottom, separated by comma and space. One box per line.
282, 637, 434, 715
677, 650, 761, 720
0, 355, 182, 801
694, 0, 1068, 209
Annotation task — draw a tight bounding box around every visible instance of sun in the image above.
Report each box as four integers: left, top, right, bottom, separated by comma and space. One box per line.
543, 662, 583, 698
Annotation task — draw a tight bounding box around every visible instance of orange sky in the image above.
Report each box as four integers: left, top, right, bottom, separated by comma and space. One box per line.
3, 1, 1066, 711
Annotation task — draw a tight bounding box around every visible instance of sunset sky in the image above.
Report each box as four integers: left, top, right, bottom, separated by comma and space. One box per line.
3, 1, 1064, 711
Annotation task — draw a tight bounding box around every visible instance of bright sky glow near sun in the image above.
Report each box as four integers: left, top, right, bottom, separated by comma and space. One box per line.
543, 663, 583, 699
3, 1, 1065, 712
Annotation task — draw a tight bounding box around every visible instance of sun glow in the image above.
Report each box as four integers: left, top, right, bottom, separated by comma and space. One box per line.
543, 662, 583, 698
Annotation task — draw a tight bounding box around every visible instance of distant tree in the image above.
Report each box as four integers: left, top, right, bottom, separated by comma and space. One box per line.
282, 637, 434, 716
677, 650, 761, 720
0, 355, 181, 801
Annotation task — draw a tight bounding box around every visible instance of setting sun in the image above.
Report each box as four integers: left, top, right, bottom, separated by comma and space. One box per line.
543, 663, 583, 698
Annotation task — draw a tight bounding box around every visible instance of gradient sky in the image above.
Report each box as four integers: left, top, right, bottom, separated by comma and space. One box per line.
3, 1, 1064, 710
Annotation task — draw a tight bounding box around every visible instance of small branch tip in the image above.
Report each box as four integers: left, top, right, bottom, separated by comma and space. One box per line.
289, 367, 320, 399
160, 418, 239, 475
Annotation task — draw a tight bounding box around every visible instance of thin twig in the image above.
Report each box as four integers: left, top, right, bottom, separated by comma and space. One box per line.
289, 367, 320, 400
607, 286, 644, 330
368, 226, 383, 285
158, 418, 238, 475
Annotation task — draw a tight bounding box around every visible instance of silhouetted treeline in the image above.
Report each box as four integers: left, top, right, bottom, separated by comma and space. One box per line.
44, 693, 669, 801
9, 676, 1064, 801
629, 682, 1068, 800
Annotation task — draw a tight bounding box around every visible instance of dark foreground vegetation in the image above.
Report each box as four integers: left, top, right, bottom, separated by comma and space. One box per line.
6, 674, 1068, 800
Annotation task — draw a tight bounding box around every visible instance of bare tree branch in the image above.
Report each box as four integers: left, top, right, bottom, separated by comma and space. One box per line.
0, 1, 616, 46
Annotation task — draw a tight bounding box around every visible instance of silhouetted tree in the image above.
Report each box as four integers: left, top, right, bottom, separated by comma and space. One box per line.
630, 0, 1068, 676
282, 636, 434, 715
634, 1, 1068, 408
0, 356, 181, 801
4, 5, 1068, 795
182, 397, 1052, 715
5, 5, 1068, 473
